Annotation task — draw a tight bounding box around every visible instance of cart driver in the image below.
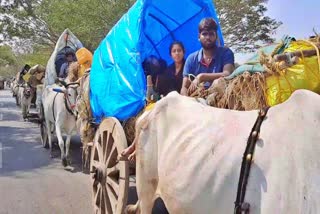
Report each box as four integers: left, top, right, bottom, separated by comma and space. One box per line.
59, 51, 76, 79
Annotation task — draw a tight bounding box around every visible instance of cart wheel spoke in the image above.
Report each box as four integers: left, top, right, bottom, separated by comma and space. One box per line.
107, 164, 120, 176
102, 185, 113, 214
106, 144, 117, 168
94, 184, 102, 206
107, 176, 120, 195
99, 186, 103, 211
104, 123, 115, 164
107, 184, 118, 213
101, 130, 108, 161
104, 133, 113, 164
96, 136, 104, 161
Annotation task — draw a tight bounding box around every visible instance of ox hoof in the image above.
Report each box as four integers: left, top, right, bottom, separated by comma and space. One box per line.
67, 158, 72, 166
125, 203, 140, 214
62, 157, 68, 167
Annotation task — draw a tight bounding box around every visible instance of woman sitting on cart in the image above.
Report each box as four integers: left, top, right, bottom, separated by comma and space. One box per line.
156, 41, 186, 96
121, 41, 186, 161
145, 41, 186, 102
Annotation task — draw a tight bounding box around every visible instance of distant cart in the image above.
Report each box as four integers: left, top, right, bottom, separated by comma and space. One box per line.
39, 28, 83, 148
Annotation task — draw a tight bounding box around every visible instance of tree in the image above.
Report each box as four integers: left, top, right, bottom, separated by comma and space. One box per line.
0, 45, 17, 66
0, 0, 58, 47
17, 45, 51, 66
0, 45, 19, 77
0, 0, 135, 51
1, 0, 280, 53
214, 0, 282, 52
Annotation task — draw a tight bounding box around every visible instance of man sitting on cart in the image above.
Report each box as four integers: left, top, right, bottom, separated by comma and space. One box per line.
59, 50, 76, 79
180, 17, 235, 96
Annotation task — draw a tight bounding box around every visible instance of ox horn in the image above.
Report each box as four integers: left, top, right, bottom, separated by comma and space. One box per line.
66, 82, 80, 87
58, 79, 68, 87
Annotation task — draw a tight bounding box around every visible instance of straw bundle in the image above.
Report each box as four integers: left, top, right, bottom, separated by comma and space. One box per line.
190, 71, 268, 110
75, 73, 95, 168
67, 62, 81, 82
123, 109, 144, 145
190, 71, 280, 111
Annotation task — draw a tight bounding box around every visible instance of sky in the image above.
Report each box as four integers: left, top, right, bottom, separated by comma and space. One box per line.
235, 0, 320, 63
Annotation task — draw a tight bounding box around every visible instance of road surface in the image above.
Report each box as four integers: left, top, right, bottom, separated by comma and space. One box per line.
0, 87, 167, 214
0, 87, 92, 214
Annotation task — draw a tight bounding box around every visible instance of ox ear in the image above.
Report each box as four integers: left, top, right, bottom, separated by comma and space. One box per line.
52, 88, 66, 93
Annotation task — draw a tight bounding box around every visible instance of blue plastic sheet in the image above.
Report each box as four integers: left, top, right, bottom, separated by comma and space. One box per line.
90, 0, 224, 122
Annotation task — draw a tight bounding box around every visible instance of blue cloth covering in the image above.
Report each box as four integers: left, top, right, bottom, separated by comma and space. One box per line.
90, 0, 224, 122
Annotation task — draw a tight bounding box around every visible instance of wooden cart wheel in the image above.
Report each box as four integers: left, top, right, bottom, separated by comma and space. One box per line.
39, 104, 48, 148
90, 117, 129, 214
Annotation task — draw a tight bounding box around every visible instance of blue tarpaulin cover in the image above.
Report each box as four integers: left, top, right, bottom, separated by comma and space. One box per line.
90, 0, 224, 122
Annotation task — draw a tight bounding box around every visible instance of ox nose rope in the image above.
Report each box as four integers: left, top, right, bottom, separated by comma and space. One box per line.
64, 94, 76, 117
52, 89, 76, 122
234, 107, 270, 214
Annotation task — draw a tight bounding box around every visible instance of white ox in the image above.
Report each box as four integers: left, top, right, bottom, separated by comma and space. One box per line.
128, 90, 320, 214
42, 81, 79, 166
12, 81, 21, 106
19, 83, 35, 120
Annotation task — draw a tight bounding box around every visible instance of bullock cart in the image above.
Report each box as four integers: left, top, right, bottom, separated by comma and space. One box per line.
39, 28, 83, 150
86, 0, 223, 213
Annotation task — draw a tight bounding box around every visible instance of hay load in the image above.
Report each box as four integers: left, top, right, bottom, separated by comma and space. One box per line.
193, 35, 320, 110
25, 64, 46, 87
206, 71, 267, 110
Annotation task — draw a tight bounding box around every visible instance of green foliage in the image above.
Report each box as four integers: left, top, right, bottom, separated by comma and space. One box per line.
0, 45, 17, 66
37, 0, 135, 50
1, 0, 135, 51
0, 45, 18, 77
17, 45, 51, 66
0, 0, 54, 45
0, 0, 281, 55
214, 0, 282, 52
0, 44, 50, 77
0, 65, 19, 78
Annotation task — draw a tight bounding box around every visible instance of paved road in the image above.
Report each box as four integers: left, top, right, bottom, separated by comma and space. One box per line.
0, 88, 92, 214
0, 87, 168, 214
